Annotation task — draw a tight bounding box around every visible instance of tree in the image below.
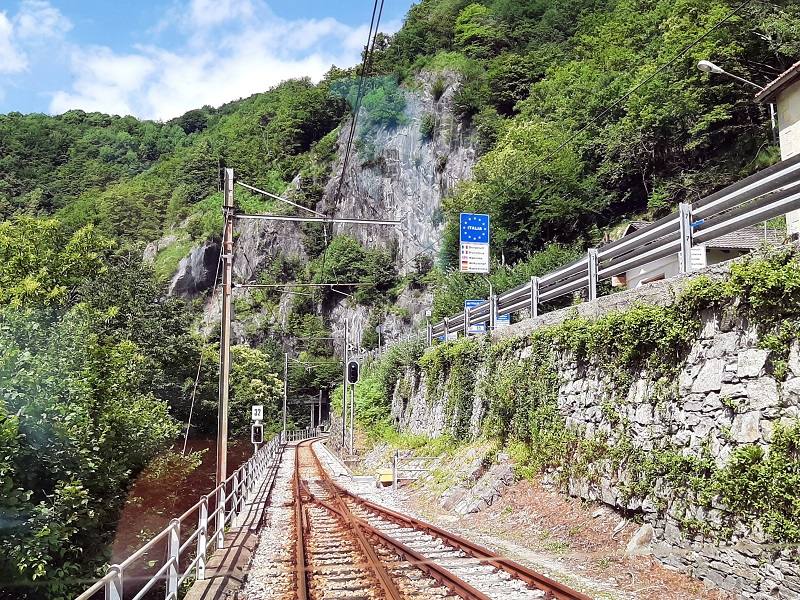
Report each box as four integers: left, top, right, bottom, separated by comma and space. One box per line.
0, 217, 113, 307
454, 3, 506, 59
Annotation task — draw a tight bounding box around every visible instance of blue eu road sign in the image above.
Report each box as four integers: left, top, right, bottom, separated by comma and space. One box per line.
464, 300, 487, 333
460, 213, 490, 244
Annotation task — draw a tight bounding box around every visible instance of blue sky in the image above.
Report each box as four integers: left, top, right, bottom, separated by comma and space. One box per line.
0, 0, 413, 120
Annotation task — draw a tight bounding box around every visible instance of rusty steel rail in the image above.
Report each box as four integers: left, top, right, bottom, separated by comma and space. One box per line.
299, 440, 591, 600
294, 438, 403, 600
330, 480, 593, 600
293, 445, 309, 599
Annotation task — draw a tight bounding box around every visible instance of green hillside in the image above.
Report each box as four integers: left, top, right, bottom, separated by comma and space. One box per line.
1, 0, 799, 597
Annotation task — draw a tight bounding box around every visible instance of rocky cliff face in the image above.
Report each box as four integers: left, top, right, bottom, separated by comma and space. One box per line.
168, 240, 221, 297
320, 70, 475, 272
194, 70, 476, 353
318, 70, 474, 348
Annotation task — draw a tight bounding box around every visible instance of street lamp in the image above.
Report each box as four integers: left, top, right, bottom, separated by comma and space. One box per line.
697, 59, 777, 137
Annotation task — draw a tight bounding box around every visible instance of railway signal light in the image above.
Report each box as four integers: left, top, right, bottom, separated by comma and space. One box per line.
347, 360, 360, 384
251, 422, 263, 445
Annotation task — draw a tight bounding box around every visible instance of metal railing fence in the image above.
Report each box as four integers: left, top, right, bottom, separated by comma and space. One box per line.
427, 154, 800, 342
283, 426, 323, 443
75, 427, 320, 600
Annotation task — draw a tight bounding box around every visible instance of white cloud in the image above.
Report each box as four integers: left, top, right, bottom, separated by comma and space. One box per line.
0, 13, 27, 74
48, 1, 394, 120
0, 1, 71, 78
15, 0, 72, 40
187, 0, 256, 29
50, 47, 156, 116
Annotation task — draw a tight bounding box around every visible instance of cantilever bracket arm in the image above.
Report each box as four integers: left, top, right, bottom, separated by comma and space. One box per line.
235, 213, 400, 226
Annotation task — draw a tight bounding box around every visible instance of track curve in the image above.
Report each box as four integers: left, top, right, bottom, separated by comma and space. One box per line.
292, 439, 592, 600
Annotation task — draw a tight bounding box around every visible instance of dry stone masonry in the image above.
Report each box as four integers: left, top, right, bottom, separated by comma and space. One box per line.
389, 262, 800, 598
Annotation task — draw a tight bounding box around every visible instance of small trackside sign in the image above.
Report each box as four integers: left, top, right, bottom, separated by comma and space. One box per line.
251, 405, 263, 421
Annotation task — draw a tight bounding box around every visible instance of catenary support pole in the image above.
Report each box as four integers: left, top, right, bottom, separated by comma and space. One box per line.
216, 168, 234, 491
342, 320, 348, 447
283, 352, 288, 440
349, 383, 355, 454
318, 390, 323, 429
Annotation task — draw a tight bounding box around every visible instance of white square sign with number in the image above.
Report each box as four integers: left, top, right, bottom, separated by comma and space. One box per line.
251, 405, 264, 421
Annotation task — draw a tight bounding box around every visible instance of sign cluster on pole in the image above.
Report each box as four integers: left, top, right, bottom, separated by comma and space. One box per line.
464, 299, 486, 334
459, 213, 490, 274
251, 404, 263, 450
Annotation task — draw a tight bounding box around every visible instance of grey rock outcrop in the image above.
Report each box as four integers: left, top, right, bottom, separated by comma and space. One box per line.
319, 70, 476, 273
168, 241, 220, 297
143, 233, 177, 264
198, 70, 476, 347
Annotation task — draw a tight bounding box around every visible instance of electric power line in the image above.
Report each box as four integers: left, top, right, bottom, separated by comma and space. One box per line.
319, 0, 385, 283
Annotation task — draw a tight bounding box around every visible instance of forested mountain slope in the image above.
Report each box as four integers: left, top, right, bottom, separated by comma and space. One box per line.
1, 0, 798, 597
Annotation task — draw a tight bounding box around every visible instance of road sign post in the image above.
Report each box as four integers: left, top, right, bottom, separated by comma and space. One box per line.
251, 404, 264, 454
464, 300, 487, 335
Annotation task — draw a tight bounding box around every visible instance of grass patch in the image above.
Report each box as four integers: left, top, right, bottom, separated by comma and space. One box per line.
153, 237, 194, 282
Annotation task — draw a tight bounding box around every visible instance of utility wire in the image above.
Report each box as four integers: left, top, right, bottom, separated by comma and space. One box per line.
237, 180, 325, 217
319, 0, 385, 284
182, 221, 225, 455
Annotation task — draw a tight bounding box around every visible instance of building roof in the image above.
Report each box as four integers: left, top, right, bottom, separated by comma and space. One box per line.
619, 220, 783, 250
756, 60, 800, 104
704, 226, 783, 250
621, 221, 652, 236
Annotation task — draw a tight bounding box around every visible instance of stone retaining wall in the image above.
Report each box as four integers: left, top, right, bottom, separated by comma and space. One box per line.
389, 260, 800, 598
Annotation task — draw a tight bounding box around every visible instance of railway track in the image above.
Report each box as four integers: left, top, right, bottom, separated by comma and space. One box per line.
292, 439, 592, 600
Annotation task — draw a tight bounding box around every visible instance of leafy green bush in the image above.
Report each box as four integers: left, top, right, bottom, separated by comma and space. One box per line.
431, 76, 447, 101
454, 3, 507, 59
309, 236, 398, 305
420, 113, 437, 140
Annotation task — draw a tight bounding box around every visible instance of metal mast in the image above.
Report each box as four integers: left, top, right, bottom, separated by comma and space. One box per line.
216, 167, 234, 490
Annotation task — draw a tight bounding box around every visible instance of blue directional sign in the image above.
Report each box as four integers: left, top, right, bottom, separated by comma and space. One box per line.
464, 300, 487, 334
496, 314, 510, 328
459, 213, 490, 273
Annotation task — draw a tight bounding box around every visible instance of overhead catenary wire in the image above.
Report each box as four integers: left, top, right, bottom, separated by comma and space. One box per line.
236, 180, 326, 217
319, 0, 385, 283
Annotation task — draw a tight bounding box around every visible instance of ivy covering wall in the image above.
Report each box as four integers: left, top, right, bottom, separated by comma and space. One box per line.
360, 248, 800, 548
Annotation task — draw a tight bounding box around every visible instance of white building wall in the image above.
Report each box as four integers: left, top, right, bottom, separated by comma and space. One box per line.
625, 253, 681, 289
776, 83, 800, 234
624, 247, 751, 290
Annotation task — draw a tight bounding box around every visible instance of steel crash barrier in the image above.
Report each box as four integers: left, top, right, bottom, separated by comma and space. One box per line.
75, 427, 321, 600
428, 154, 800, 343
